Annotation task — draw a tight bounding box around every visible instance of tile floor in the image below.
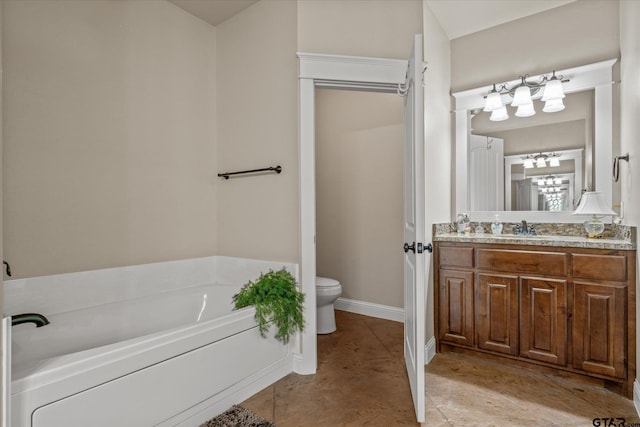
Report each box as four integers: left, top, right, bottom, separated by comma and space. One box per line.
242, 310, 640, 426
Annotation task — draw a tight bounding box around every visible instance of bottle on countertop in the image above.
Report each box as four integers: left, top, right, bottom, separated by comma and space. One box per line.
491, 214, 503, 235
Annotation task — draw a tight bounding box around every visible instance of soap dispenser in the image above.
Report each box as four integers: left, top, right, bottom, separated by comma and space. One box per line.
491, 215, 503, 235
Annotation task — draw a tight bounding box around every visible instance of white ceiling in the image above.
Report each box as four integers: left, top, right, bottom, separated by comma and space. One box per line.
426, 0, 577, 40
168, 0, 258, 27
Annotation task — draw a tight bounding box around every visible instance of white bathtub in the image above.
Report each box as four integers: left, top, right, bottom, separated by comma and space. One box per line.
4, 256, 298, 427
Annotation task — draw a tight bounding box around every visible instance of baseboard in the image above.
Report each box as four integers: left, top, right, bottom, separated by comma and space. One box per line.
634, 379, 640, 417
335, 297, 404, 323
425, 336, 436, 365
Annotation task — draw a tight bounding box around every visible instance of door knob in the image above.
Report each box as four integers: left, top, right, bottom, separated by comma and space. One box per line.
404, 242, 415, 253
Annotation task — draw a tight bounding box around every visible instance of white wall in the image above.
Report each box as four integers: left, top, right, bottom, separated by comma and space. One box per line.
619, 0, 640, 396
423, 1, 451, 344
315, 89, 404, 308
2, 0, 218, 278
216, 0, 299, 264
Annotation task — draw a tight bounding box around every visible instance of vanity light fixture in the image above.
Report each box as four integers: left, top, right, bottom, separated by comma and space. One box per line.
573, 191, 616, 238
484, 71, 568, 121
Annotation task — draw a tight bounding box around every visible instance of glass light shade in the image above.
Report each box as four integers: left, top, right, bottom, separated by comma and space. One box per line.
538, 179, 545, 186
541, 187, 548, 193
554, 177, 562, 185
546, 178, 553, 185
523, 158, 534, 169
489, 106, 508, 121
543, 98, 565, 113
515, 103, 536, 117
573, 191, 617, 238
549, 157, 561, 167
536, 156, 547, 168
512, 85, 533, 107
541, 78, 565, 101
484, 91, 503, 112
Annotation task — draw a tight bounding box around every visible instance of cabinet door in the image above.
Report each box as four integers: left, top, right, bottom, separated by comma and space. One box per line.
573, 281, 626, 378
439, 269, 474, 346
520, 277, 568, 366
476, 274, 518, 355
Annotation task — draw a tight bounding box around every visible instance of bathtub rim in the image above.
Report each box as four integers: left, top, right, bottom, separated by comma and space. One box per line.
11, 306, 258, 394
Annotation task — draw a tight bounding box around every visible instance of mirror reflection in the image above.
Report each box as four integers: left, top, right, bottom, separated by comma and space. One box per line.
469, 90, 593, 212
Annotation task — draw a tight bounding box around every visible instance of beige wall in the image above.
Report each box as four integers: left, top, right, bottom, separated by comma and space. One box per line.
619, 0, 640, 388
315, 89, 404, 307
216, 0, 299, 263
2, 0, 218, 278
297, 0, 422, 58
451, 0, 620, 92
423, 0, 451, 347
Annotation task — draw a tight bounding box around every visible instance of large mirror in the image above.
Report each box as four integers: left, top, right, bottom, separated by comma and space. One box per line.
453, 59, 616, 222
470, 90, 592, 212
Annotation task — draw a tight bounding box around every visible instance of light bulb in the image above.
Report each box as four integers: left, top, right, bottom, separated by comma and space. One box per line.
536, 156, 547, 168
549, 157, 560, 167
516, 103, 535, 117
541, 78, 565, 101
489, 106, 509, 121
523, 158, 534, 169
512, 85, 533, 107
484, 90, 503, 112
543, 98, 565, 113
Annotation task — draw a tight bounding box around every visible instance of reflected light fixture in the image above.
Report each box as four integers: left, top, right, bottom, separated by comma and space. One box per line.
522, 152, 561, 169
573, 191, 617, 238
536, 156, 547, 168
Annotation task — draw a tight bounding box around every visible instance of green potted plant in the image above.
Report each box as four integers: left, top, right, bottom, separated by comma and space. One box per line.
232, 268, 304, 344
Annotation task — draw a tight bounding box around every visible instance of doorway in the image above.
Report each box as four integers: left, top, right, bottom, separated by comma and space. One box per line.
297, 35, 427, 422
315, 88, 404, 315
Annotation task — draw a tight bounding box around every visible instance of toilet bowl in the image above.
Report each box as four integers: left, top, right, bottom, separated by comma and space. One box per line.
316, 276, 342, 334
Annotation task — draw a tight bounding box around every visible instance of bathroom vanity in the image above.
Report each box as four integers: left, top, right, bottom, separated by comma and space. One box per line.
433, 229, 636, 397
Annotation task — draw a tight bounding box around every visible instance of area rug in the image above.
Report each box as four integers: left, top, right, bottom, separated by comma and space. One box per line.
199, 405, 276, 427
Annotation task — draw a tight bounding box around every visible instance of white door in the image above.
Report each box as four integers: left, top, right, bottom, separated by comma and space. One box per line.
469, 135, 504, 211
402, 34, 426, 423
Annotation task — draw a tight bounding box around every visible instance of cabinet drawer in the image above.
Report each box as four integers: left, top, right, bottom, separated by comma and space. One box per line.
572, 254, 627, 282
477, 249, 567, 276
439, 246, 474, 269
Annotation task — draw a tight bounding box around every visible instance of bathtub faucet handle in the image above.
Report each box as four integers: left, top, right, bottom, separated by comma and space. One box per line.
12, 313, 49, 328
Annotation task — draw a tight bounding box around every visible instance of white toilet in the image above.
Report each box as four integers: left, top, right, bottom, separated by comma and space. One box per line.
316, 276, 342, 334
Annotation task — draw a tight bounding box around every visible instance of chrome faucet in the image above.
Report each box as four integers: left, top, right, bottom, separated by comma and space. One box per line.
12, 313, 50, 328
514, 220, 536, 236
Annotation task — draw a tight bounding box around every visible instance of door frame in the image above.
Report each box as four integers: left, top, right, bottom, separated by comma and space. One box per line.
296, 53, 408, 374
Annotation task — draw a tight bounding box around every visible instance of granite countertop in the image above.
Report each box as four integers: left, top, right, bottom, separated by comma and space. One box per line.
433, 232, 636, 250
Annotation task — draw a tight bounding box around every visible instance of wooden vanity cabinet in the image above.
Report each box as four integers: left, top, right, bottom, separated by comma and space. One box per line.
434, 241, 636, 397
476, 273, 519, 356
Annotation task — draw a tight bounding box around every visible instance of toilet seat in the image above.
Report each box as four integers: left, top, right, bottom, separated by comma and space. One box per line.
316, 276, 340, 288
